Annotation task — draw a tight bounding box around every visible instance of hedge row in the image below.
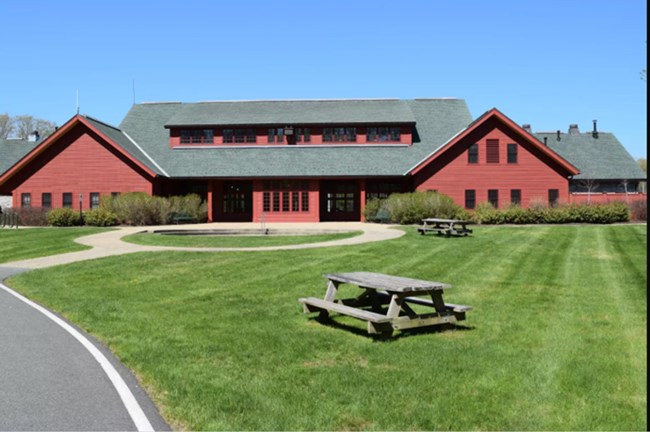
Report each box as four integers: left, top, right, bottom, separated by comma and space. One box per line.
365, 191, 637, 225
472, 201, 630, 224
7, 193, 208, 227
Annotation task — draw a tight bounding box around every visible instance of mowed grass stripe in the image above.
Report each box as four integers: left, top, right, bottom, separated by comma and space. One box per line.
6, 225, 646, 430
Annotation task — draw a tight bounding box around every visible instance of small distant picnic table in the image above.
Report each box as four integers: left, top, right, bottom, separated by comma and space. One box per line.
418, 218, 473, 237
299, 272, 471, 337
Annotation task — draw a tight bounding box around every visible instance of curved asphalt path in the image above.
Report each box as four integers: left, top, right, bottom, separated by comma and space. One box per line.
0, 222, 403, 431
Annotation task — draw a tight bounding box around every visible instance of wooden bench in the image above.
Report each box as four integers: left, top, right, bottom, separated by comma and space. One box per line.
169, 212, 196, 224
418, 218, 473, 237
299, 297, 393, 334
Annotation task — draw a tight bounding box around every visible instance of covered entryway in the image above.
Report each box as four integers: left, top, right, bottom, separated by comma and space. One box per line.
319, 180, 360, 221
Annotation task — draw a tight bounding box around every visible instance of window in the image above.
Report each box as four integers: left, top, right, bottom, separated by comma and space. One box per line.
366, 180, 402, 202
224, 128, 256, 144
295, 128, 311, 143
511, 189, 521, 205
21, 193, 31, 208
488, 189, 499, 208
465, 190, 476, 209
548, 189, 559, 207
507, 143, 518, 163
111, 192, 120, 198
486, 139, 499, 163
468, 143, 478, 164
323, 127, 357, 142
366, 126, 401, 142
63, 192, 73, 208
268, 128, 284, 144
90, 192, 100, 209
180, 129, 213, 144
262, 180, 310, 213
42, 193, 52, 209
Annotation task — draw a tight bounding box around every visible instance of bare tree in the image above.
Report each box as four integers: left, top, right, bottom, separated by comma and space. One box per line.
0, 113, 13, 139
579, 177, 599, 204
638, 157, 647, 173
12, 115, 56, 140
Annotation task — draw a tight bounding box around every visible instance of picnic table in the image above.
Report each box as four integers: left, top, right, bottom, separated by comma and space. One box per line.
299, 272, 471, 337
418, 218, 473, 237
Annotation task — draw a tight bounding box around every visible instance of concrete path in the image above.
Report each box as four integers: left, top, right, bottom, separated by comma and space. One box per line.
0, 222, 403, 431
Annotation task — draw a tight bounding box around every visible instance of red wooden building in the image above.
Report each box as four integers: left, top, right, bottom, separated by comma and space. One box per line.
0, 98, 645, 222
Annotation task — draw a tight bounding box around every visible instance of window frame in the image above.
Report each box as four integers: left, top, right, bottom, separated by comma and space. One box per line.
62, 192, 73, 208
41, 192, 52, 209
507, 143, 518, 164
90, 192, 100, 209
465, 189, 476, 210
468, 143, 479, 164
548, 189, 559, 207
510, 189, 521, 205
21, 193, 31, 208
488, 189, 499, 208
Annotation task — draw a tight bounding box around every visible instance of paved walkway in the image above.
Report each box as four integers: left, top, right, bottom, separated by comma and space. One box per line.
0, 222, 403, 431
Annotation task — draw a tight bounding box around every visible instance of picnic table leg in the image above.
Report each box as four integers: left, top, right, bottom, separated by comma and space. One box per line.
386, 294, 404, 319
324, 280, 339, 302
429, 291, 449, 315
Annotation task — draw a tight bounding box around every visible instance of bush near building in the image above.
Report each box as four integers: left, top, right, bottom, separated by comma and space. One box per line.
366, 192, 634, 225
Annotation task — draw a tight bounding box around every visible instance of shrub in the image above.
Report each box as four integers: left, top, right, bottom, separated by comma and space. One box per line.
167, 194, 208, 223
100, 192, 207, 226
377, 191, 467, 224
47, 208, 82, 227
629, 199, 647, 221
10, 207, 49, 226
84, 208, 119, 226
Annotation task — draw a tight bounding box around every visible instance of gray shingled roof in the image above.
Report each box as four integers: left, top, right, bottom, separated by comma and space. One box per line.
83, 116, 166, 176
163, 99, 417, 127
0, 139, 39, 175
120, 99, 472, 178
539, 132, 646, 180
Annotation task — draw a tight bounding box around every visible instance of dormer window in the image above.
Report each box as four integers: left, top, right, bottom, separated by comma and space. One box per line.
224, 128, 256, 144
180, 129, 214, 144
367, 127, 401, 142
323, 127, 357, 143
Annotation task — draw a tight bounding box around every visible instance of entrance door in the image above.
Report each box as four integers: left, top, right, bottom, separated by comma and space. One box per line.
320, 180, 360, 221
221, 181, 253, 222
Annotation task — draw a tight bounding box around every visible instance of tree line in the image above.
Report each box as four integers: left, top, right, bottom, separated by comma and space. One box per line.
1, 113, 57, 140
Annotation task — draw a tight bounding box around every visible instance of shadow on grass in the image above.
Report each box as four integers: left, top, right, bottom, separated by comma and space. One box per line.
309, 316, 475, 342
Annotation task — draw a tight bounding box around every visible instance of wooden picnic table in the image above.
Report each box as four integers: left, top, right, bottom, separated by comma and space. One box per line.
299, 272, 471, 337
418, 218, 473, 237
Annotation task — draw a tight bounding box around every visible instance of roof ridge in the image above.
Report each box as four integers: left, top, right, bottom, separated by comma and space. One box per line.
83, 115, 123, 132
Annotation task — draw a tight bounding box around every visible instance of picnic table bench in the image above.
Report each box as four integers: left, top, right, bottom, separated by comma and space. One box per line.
299, 272, 471, 337
418, 218, 473, 237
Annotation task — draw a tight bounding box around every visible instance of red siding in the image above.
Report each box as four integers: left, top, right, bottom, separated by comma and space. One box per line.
414, 124, 570, 208
12, 125, 153, 209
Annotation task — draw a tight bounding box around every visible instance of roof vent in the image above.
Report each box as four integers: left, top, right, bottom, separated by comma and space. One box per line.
568, 124, 580, 135
543, 136, 548, 146
556, 130, 561, 141
522, 124, 532, 134
592, 119, 599, 139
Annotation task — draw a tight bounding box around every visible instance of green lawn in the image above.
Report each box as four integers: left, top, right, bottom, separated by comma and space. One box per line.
123, 230, 363, 248
6, 225, 647, 431
0, 227, 110, 264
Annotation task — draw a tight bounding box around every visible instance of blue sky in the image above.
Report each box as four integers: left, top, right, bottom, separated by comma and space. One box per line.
1, 0, 647, 158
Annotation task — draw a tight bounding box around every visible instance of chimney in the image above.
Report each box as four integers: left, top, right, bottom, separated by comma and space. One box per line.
27, 130, 40, 142
543, 136, 548, 146
568, 124, 580, 135
522, 124, 532, 134
556, 130, 561, 141
592, 119, 599, 139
